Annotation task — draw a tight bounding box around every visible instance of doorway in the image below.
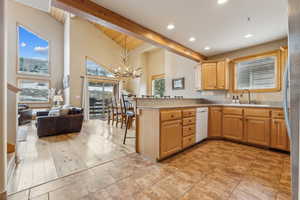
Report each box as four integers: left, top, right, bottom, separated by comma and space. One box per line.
88, 81, 115, 120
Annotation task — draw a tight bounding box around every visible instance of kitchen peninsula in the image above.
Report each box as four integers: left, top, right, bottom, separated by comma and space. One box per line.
135, 98, 288, 161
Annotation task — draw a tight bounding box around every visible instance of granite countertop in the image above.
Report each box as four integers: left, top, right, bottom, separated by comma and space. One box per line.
137, 103, 283, 109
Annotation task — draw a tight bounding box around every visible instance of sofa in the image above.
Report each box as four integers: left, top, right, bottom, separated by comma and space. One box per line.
18, 104, 33, 125
36, 107, 84, 137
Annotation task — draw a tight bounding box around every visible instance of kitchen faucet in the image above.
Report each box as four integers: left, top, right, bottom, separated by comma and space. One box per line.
244, 89, 251, 104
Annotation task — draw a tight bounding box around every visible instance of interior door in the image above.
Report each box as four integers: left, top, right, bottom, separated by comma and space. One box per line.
88, 81, 115, 120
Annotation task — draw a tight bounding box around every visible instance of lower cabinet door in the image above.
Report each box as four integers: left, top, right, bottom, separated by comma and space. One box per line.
245, 117, 270, 146
160, 120, 182, 158
209, 107, 222, 137
271, 119, 290, 151
223, 115, 243, 141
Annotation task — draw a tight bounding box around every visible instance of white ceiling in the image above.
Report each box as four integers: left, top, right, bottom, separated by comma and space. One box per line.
92, 0, 288, 57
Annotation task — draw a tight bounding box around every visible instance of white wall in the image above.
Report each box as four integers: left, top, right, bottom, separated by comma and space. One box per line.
64, 14, 71, 105
126, 51, 148, 95
69, 18, 123, 106
6, 1, 64, 146
127, 48, 200, 98
146, 49, 165, 94
164, 51, 200, 98
0, 0, 7, 195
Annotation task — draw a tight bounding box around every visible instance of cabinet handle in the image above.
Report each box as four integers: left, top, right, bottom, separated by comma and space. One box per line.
171, 115, 174, 118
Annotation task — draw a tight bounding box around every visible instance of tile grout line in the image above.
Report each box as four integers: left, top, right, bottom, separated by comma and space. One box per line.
8, 151, 137, 197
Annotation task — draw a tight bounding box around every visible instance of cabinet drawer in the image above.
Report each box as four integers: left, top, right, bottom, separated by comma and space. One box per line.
160, 110, 182, 121
272, 110, 285, 119
183, 125, 195, 137
210, 107, 222, 112
223, 107, 243, 115
183, 135, 195, 149
244, 108, 270, 118
183, 117, 195, 126
182, 109, 196, 118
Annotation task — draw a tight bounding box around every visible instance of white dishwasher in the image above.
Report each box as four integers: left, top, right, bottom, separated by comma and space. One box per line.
196, 107, 208, 143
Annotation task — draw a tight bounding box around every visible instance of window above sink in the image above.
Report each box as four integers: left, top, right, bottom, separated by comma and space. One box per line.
233, 50, 282, 93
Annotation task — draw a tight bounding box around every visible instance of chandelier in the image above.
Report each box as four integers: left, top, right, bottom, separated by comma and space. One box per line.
113, 36, 143, 79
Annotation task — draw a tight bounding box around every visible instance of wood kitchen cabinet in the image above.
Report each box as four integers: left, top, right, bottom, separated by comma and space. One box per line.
271, 119, 289, 151
270, 109, 290, 151
202, 62, 217, 90
244, 108, 270, 146
223, 114, 244, 141
201, 60, 229, 90
217, 61, 227, 89
209, 107, 222, 137
182, 109, 196, 149
160, 120, 183, 158
245, 117, 270, 146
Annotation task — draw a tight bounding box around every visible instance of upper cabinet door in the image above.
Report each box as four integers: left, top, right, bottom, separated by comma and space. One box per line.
217, 61, 226, 89
202, 63, 217, 90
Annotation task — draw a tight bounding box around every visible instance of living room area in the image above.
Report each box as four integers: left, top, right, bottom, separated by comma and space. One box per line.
6, 0, 141, 195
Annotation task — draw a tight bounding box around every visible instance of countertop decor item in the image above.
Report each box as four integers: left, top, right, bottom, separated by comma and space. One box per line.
49, 88, 64, 107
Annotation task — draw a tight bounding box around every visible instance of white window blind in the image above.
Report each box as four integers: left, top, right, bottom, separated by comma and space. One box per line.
236, 56, 277, 90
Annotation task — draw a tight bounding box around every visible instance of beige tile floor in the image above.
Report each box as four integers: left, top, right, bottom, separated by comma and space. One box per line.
8, 138, 291, 200
8, 120, 136, 195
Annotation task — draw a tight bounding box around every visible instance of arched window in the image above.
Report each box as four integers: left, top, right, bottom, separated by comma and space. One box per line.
86, 58, 114, 78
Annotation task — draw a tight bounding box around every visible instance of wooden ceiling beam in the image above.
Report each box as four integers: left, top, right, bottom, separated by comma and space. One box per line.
51, 0, 206, 62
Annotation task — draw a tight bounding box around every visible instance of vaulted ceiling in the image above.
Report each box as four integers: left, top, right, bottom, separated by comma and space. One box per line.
91, 23, 145, 51
92, 0, 288, 56
50, 7, 144, 51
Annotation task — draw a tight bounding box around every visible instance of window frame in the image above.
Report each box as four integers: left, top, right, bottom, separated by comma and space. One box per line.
16, 23, 51, 77
85, 56, 116, 80
151, 74, 165, 96
233, 50, 281, 93
17, 78, 51, 104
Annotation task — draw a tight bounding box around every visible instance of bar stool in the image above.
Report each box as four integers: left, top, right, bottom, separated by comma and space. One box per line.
122, 94, 136, 144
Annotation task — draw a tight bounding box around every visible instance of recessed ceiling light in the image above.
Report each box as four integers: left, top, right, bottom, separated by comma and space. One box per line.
189, 37, 196, 42
218, 0, 228, 5
204, 46, 211, 50
244, 34, 253, 38
167, 24, 175, 30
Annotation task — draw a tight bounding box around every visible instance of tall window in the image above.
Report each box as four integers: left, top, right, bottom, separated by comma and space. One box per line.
86, 58, 114, 78
151, 74, 165, 97
234, 51, 280, 92
18, 79, 50, 103
18, 25, 50, 76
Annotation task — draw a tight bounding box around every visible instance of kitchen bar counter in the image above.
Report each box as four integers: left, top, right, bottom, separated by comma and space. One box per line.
136, 102, 286, 161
